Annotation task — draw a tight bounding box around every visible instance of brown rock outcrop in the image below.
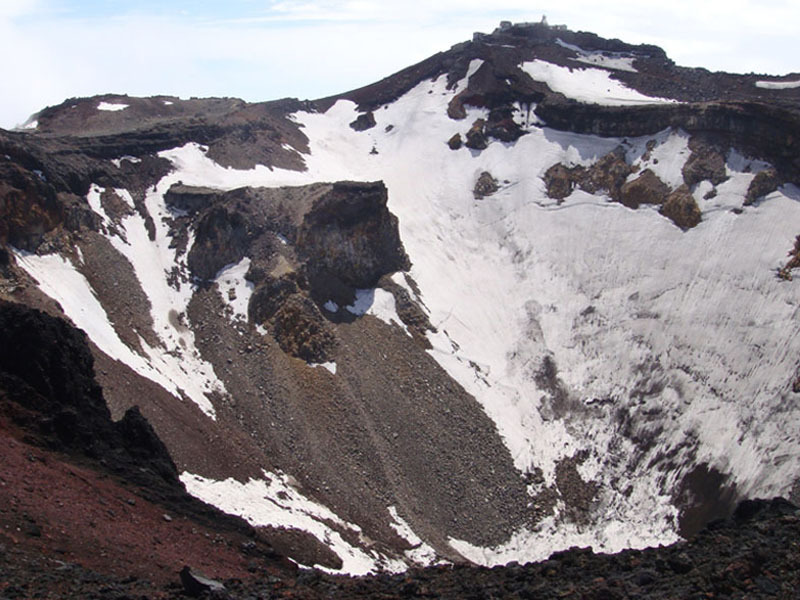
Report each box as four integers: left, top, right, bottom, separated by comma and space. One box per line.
744, 168, 781, 205
296, 181, 410, 300
543, 163, 575, 200
619, 169, 670, 208
465, 118, 488, 150
447, 133, 463, 150
660, 185, 702, 229
682, 138, 728, 187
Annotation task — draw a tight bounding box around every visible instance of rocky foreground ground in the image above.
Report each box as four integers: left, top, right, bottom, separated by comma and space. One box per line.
1, 498, 798, 599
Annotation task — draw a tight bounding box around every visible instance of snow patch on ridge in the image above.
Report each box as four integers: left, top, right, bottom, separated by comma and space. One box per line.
556, 38, 638, 72
755, 79, 800, 90
521, 60, 674, 105
346, 288, 411, 336
97, 101, 129, 111
181, 471, 405, 575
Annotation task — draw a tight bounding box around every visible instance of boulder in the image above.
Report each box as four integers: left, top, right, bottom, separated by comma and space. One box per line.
744, 168, 780, 205
474, 171, 499, 199
619, 169, 670, 209
179, 566, 226, 597
577, 147, 634, 201
349, 111, 376, 132
682, 138, 728, 187
447, 133, 463, 150
660, 185, 702, 229
465, 119, 488, 150
543, 163, 575, 200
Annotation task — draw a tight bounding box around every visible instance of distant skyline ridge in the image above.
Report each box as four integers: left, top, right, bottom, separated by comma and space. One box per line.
1, 0, 798, 129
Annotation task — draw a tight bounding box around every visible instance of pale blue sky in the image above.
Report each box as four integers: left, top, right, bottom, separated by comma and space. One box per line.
2, 0, 798, 129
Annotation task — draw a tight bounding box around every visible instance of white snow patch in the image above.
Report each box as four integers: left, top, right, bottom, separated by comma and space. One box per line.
627, 129, 691, 189
310, 361, 337, 375
97, 101, 129, 111
20, 119, 38, 130
346, 288, 411, 336
521, 60, 674, 105
450, 509, 676, 567
215, 257, 254, 322
388, 506, 443, 566
110, 155, 142, 168
755, 79, 800, 90
323, 300, 339, 313
163, 100, 174, 105
181, 471, 405, 575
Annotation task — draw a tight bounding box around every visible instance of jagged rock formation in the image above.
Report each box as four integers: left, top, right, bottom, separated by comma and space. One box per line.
2, 18, 800, 592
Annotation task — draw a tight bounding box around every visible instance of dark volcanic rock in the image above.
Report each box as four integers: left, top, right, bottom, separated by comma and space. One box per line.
534, 100, 800, 186
0, 300, 180, 489
661, 185, 702, 229
349, 111, 377, 132
447, 133, 463, 150
464, 118, 488, 150
682, 137, 728, 187
188, 205, 254, 281
297, 181, 410, 299
744, 167, 781, 205
543, 163, 575, 200
619, 169, 670, 208
473, 171, 499, 199
165, 183, 222, 213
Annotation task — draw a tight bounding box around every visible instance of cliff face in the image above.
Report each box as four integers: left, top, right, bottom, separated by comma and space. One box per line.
1, 19, 800, 588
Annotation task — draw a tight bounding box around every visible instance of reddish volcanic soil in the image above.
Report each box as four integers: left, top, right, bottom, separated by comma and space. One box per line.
0, 420, 265, 588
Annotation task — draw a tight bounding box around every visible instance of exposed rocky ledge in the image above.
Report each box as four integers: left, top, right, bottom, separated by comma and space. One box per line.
176, 180, 414, 361
535, 100, 800, 185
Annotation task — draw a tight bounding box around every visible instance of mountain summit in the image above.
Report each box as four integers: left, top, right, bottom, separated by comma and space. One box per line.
1, 20, 800, 594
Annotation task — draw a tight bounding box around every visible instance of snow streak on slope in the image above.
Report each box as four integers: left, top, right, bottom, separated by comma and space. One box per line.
18, 176, 229, 418
181, 471, 406, 575
85, 183, 227, 418
13, 251, 219, 417
387, 506, 443, 566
